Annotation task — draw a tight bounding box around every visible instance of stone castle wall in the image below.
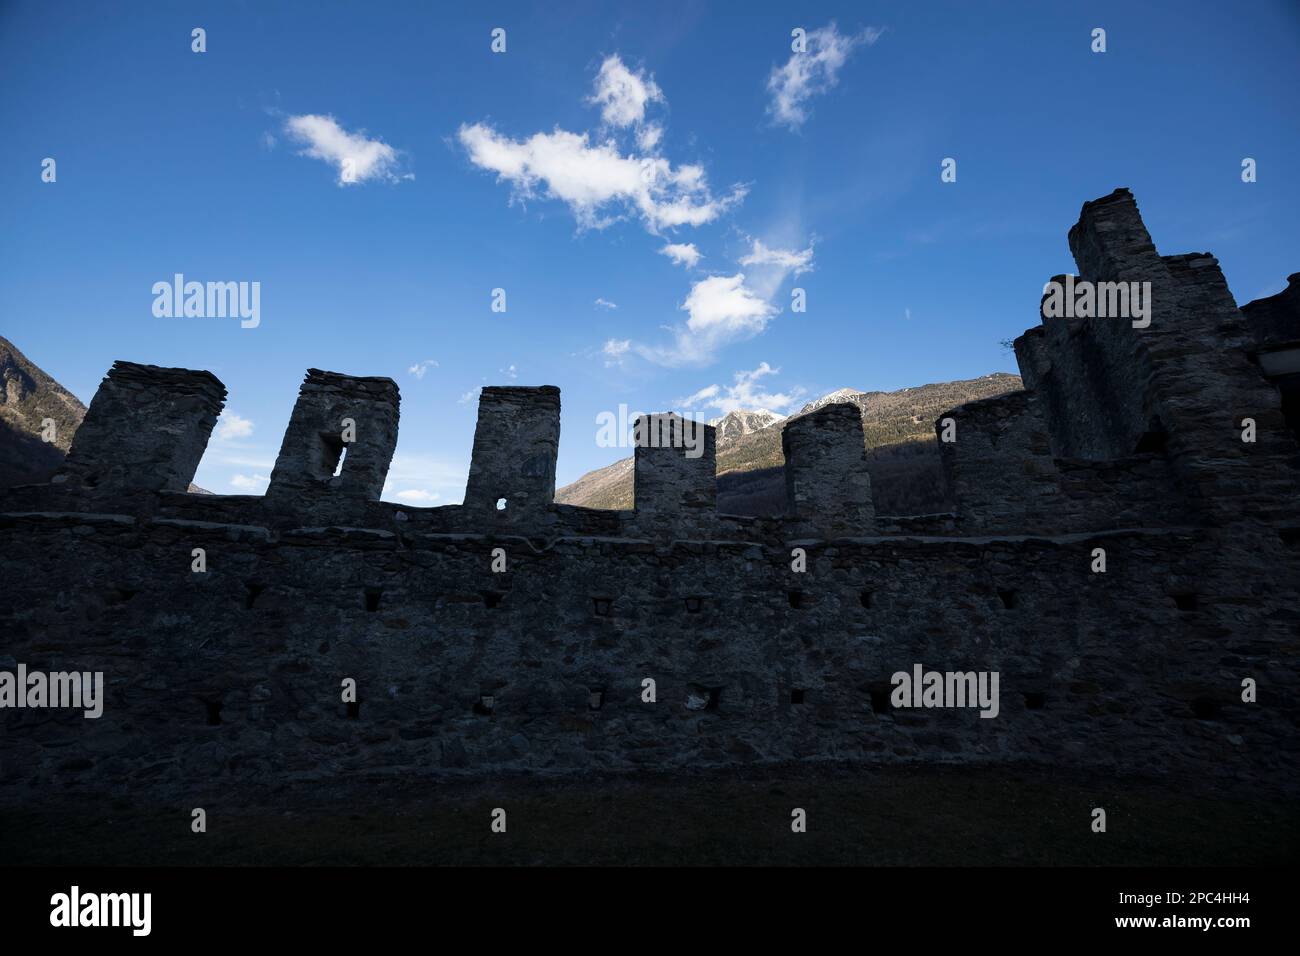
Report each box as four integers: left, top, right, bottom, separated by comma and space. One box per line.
2, 188, 1298, 801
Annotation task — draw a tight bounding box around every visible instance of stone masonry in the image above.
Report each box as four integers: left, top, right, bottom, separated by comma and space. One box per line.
1, 189, 1297, 803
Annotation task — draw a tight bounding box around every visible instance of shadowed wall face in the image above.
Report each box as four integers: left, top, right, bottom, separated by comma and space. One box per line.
463, 386, 560, 517
4, 187, 1300, 797
56, 361, 226, 495
1057, 189, 1300, 526
267, 369, 399, 503
633, 413, 716, 519
782, 402, 873, 534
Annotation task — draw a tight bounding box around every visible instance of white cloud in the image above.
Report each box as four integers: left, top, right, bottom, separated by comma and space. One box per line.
677, 363, 806, 416
677, 383, 720, 407
588, 55, 664, 128
457, 389, 480, 405
594, 298, 618, 309
500, 364, 518, 380
408, 359, 439, 379
393, 489, 440, 503
739, 239, 814, 275
767, 24, 882, 130
659, 242, 702, 268
283, 113, 407, 185
458, 122, 745, 232
617, 233, 815, 367
230, 473, 270, 492
207, 454, 274, 469
602, 338, 631, 367
734, 233, 817, 300
215, 412, 254, 441
634, 273, 777, 367
636, 123, 663, 152
382, 452, 469, 505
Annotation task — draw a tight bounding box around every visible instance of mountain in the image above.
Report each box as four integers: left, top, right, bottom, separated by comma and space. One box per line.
555, 373, 1023, 516
0, 334, 87, 489
707, 408, 785, 444
0, 335, 211, 494
551, 455, 633, 512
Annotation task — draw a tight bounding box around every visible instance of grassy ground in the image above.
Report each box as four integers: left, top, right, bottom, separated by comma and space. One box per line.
3, 763, 1296, 866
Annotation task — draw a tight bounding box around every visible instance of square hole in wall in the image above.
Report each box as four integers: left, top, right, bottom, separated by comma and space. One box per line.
1172, 592, 1198, 612
997, 588, 1018, 610
106, 587, 138, 605
365, 588, 383, 612
346, 700, 360, 719
685, 596, 703, 614
244, 582, 265, 610
860, 589, 874, 609
588, 688, 605, 711
592, 597, 612, 617
869, 690, 891, 714
1191, 697, 1220, 720
474, 694, 495, 715
790, 689, 806, 705
204, 700, 223, 726
787, 590, 804, 609
319, 432, 345, 479
482, 591, 503, 609
706, 686, 722, 711
495, 497, 507, 511
1134, 428, 1168, 454
1024, 691, 1046, 710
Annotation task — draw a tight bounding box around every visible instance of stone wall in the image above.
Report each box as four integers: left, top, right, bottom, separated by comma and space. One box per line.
266, 369, 400, 518
55, 360, 225, 497
783, 402, 874, 536
3, 187, 1299, 803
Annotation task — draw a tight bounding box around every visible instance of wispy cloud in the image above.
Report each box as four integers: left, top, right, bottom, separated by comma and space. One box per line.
677, 363, 806, 416
458, 54, 744, 232
393, 488, 440, 503
214, 412, 255, 441
628, 237, 815, 366
230, 473, 270, 492
739, 239, 814, 275
594, 298, 618, 309
381, 452, 470, 505
602, 338, 632, 367
767, 24, 882, 131
407, 359, 439, 379
283, 113, 409, 185
633, 273, 777, 367
660, 242, 702, 268
457, 388, 480, 405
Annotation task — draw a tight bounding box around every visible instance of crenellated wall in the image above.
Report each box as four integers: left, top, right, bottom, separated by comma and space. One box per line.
783, 402, 874, 535
3, 188, 1299, 802
266, 368, 400, 514
632, 413, 717, 526
54, 360, 226, 497
463, 386, 561, 523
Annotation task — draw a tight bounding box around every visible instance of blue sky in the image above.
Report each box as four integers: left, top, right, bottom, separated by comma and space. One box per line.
3, 0, 1298, 503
